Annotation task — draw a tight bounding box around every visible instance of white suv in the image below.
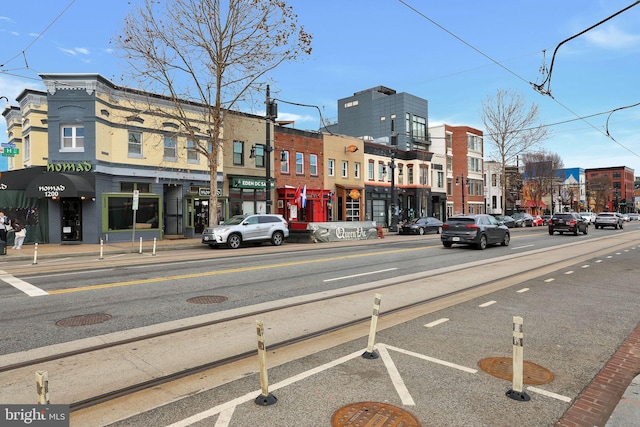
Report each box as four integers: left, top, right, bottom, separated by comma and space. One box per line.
202, 214, 289, 249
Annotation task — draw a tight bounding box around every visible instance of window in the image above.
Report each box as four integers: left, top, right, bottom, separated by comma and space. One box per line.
310, 154, 318, 176
120, 182, 151, 193
296, 152, 304, 174
378, 162, 385, 181
412, 115, 427, 141
106, 194, 160, 231
328, 159, 335, 177
491, 173, 497, 186
437, 171, 444, 188
346, 194, 360, 221
447, 156, 452, 172
407, 165, 414, 185
368, 161, 374, 180
164, 136, 177, 160
23, 134, 31, 162
233, 140, 244, 165
398, 165, 403, 185
128, 131, 142, 157
187, 140, 198, 162
446, 133, 452, 149
354, 162, 361, 179
419, 165, 428, 185
61, 125, 84, 151
344, 100, 359, 108
341, 161, 348, 178
467, 134, 483, 152
613, 172, 621, 179
468, 157, 482, 172
254, 144, 265, 168
281, 151, 290, 173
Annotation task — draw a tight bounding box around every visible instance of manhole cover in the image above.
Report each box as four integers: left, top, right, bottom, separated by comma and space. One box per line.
478, 357, 554, 385
331, 401, 421, 426
187, 295, 228, 304
56, 313, 112, 327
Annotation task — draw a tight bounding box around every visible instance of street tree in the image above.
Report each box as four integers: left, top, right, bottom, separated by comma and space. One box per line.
481, 88, 549, 214
587, 174, 613, 212
115, 0, 312, 226
521, 150, 563, 214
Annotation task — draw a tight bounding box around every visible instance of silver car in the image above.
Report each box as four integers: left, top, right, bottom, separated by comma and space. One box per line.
202, 214, 289, 249
594, 212, 624, 230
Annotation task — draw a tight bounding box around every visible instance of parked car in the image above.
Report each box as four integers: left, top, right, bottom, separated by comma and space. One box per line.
621, 213, 630, 222
532, 215, 544, 226
492, 215, 516, 228
441, 214, 510, 250
594, 212, 624, 230
399, 217, 443, 235
512, 212, 534, 227
628, 213, 640, 221
548, 212, 588, 235
541, 215, 552, 225
202, 214, 289, 249
578, 212, 597, 224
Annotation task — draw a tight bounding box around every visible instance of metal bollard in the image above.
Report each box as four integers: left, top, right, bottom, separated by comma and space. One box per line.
139, 237, 143, 254
99, 238, 104, 260
362, 293, 382, 359
35, 371, 49, 404
32, 242, 38, 265
152, 238, 157, 256
254, 320, 277, 406
506, 316, 530, 401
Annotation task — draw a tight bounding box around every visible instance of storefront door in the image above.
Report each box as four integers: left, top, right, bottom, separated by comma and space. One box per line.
61, 198, 82, 241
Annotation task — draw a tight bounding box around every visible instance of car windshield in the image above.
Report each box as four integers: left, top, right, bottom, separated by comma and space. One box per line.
222, 216, 246, 225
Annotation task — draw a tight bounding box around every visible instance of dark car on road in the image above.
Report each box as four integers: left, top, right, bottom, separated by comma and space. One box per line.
399, 217, 443, 235
492, 215, 516, 228
548, 212, 588, 235
512, 212, 534, 227
441, 214, 510, 250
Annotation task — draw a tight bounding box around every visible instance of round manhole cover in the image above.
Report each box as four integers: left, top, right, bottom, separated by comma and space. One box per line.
187, 295, 228, 304
331, 401, 421, 427
478, 357, 554, 385
56, 313, 112, 327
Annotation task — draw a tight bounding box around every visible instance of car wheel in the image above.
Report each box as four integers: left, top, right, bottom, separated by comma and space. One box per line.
271, 231, 284, 246
583, 226, 588, 235
476, 234, 487, 250
501, 233, 510, 246
574, 228, 578, 236
620, 223, 624, 230
208, 244, 217, 249
437, 226, 442, 234
615, 223, 619, 229
548, 229, 554, 235
227, 233, 242, 249
419, 227, 425, 235
443, 241, 453, 248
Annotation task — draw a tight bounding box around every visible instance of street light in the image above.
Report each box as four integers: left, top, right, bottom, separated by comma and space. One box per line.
265, 85, 277, 213
388, 153, 399, 232
456, 175, 466, 214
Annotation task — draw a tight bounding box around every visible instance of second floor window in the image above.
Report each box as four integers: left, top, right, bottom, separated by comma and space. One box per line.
368, 161, 374, 180
420, 165, 428, 185
23, 134, 31, 162
378, 163, 385, 181
61, 125, 84, 150
328, 159, 335, 176
187, 140, 198, 162
354, 162, 361, 179
281, 151, 289, 173
128, 131, 142, 156
341, 161, 348, 178
254, 144, 265, 167
296, 152, 304, 174
310, 154, 318, 175
233, 140, 243, 165
407, 165, 414, 185
164, 136, 177, 160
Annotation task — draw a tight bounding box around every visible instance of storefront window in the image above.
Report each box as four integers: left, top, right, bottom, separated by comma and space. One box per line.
106, 195, 160, 230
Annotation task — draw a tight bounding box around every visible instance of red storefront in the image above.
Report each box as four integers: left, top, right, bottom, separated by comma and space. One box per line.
277, 187, 332, 229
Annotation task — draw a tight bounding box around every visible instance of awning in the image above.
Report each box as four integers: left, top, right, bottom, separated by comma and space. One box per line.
522, 200, 547, 208
25, 172, 95, 198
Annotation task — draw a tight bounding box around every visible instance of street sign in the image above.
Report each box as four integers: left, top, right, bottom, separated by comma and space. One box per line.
132, 190, 139, 211
2, 147, 19, 157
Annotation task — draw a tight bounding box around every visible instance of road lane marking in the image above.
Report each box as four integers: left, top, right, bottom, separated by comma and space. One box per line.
595, 259, 603, 263
383, 344, 478, 373
527, 386, 572, 402
425, 318, 449, 328
581, 265, 589, 268
512, 244, 535, 250
379, 345, 415, 406
479, 301, 496, 307
517, 288, 529, 293
323, 268, 397, 282
544, 278, 555, 283
0, 270, 48, 296
564, 271, 574, 275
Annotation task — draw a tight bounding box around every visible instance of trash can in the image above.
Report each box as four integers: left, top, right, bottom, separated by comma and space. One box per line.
0, 240, 6, 255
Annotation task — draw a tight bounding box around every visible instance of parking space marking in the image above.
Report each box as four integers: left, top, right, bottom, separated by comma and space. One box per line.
382, 344, 478, 374
425, 318, 449, 328
379, 345, 415, 406
323, 268, 397, 282
544, 278, 555, 283
527, 386, 572, 403
0, 270, 48, 296
479, 300, 496, 307
214, 407, 234, 427
517, 288, 529, 293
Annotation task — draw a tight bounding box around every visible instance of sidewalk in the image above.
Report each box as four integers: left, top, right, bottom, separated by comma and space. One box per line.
2, 233, 638, 426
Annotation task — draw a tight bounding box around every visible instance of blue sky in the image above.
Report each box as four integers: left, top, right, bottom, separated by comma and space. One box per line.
1, 0, 639, 173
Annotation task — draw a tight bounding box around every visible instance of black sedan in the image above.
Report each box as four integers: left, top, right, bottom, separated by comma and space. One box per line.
548, 212, 588, 235
492, 215, 516, 228
399, 217, 443, 235
441, 214, 510, 250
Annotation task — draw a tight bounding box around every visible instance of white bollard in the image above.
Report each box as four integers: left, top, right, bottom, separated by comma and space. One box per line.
152, 238, 157, 256
32, 242, 38, 265
506, 316, 530, 401
139, 237, 143, 254
35, 371, 49, 404
254, 320, 277, 406
99, 238, 104, 260
362, 293, 382, 359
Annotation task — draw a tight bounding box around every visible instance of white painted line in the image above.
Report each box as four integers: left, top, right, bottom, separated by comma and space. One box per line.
581, 265, 589, 269
607, 255, 613, 259
425, 318, 449, 328
564, 271, 574, 275
382, 344, 478, 374
214, 407, 235, 427
527, 386, 572, 403
624, 249, 629, 252
595, 260, 603, 263
323, 268, 398, 282
0, 270, 48, 296
167, 349, 364, 427
544, 278, 555, 283
517, 288, 529, 293
479, 301, 496, 307
512, 244, 535, 250
378, 345, 415, 406
616, 252, 622, 255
